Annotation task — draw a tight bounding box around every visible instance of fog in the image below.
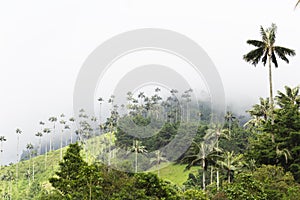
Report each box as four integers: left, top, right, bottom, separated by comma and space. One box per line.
0, 0, 299, 164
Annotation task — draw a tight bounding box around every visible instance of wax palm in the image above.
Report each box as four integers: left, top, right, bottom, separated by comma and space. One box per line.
69, 117, 75, 143
0, 136, 7, 169
59, 119, 66, 160
218, 151, 244, 183
35, 132, 43, 155
131, 140, 147, 173
150, 150, 168, 177
48, 116, 57, 151
224, 111, 236, 136
26, 143, 34, 181
15, 128, 22, 180
243, 24, 295, 112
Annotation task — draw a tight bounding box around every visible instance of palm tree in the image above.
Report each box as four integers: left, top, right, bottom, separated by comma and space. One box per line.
0, 136, 7, 169
15, 128, 22, 179
64, 124, 70, 146
26, 143, 34, 181
98, 97, 104, 131
48, 116, 57, 151
35, 132, 43, 155
206, 124, 229, 190
224, 111, 236, 137
185, 141, 213, 190
218, 151, 243, 183
43, 128, 51, 169
150, 150, 168, 177
130, 140, 147, 173
59, 118, 66, 161
243, 23, 295, 113
69, 117, 75, 143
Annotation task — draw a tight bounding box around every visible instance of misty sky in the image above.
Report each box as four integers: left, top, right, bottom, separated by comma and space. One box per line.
0, 0, 300, 164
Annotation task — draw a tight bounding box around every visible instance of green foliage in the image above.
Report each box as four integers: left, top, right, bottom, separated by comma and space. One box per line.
253, 165, 300, 200
134, 173, 180, 200
181, 189, 208, 200
223, 173, 267, 200
246, 86, 300, 182
49, 142, 103, 199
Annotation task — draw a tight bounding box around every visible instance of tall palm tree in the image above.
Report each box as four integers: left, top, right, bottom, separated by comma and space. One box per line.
243, 23, 295, 113
150, 150, 168, 177
69, 117, 75, 143
131, 140, 147, 173
43, 128, 51, 169
26, 143, 34, 181
218, 151, 243, 183
0, 136, 7, 169
48, 116, 57, 151
64, 124, 70, 146
183, 138, 217, 190
224, 111, 236, 137
98, 97, 104, 131
206, 124, 228, 190
59, 117, 66, 161
15, 128, 22, 179
35, 132, 43, 155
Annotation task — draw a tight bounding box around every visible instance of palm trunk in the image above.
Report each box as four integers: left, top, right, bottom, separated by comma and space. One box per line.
268, 54, 274, 111
60, 130, 63, 161
16, 135, 19, 179
202, 158, 206, 190
228, 170, 231, 183
268, 54, 275, 142
135, 150, 138, 173
216, 170, 219, 191
32, 160, 35, 181
210, 166, 213, 184
44, 143, 47, 170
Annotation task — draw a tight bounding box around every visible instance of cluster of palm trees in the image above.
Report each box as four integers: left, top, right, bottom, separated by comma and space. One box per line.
182, 112, 244, 191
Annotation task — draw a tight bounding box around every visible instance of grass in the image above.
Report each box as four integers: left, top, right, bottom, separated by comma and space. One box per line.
149, 162, 199, 186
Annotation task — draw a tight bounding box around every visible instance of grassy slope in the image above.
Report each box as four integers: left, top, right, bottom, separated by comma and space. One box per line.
0, 134, 196, 199
149, 162, 199, 186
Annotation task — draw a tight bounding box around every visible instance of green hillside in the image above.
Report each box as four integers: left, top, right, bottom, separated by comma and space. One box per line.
0, 135, 194, 199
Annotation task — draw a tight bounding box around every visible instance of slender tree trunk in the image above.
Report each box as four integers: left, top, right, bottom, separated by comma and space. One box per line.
60, 130, 63, 161
0, 142, 3, 169
135, 149, 138, 173
33, 160, 35, 181
268, 54, 275, 142
216, 170, 219, 191
210, 166, 213, 184
228, 170, 231, 183
16, 135, 19, 179
44, 143, 47, 170
202, 158, 206, 190
268, 54, 274, 111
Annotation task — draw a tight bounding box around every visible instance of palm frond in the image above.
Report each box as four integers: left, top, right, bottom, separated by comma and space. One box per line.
268, 23, 277, 45
246, 40, 264, 47
261, 50, 268, 66
260, 26, 268, 42
271, 51, 278, 68
295, 0, 300, 9
243, 47, 265, 66
274, 46, 296, 61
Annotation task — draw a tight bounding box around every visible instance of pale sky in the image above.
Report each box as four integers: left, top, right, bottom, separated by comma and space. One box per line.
0, 0, 299, 164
